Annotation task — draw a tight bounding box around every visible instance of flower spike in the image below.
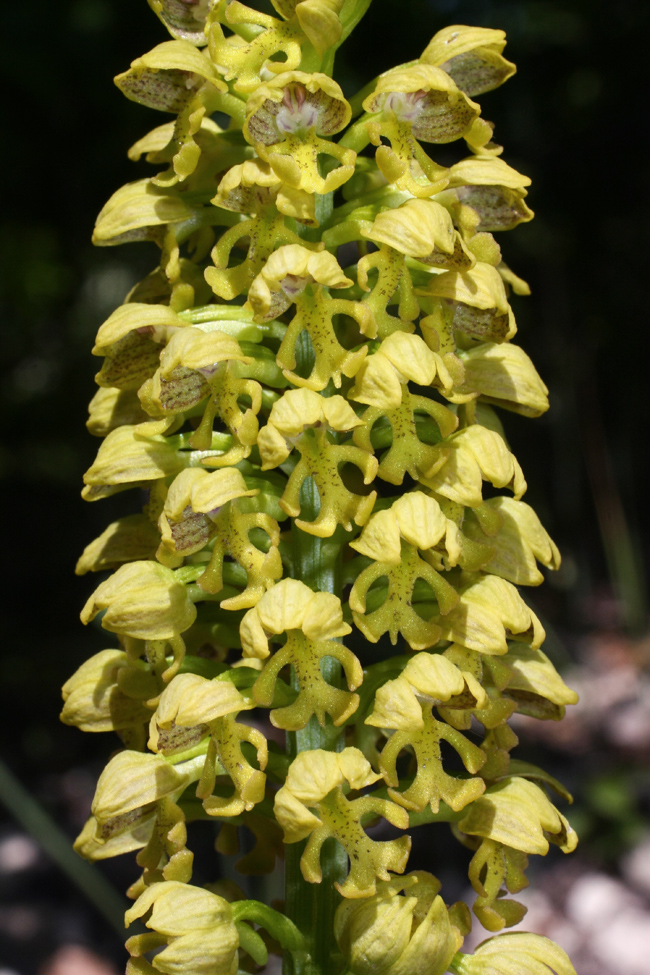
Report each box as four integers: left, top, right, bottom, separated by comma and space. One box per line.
69, 8, 579, 975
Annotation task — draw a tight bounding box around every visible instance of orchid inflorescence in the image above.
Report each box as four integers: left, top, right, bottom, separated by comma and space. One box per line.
63, 2, 578, 973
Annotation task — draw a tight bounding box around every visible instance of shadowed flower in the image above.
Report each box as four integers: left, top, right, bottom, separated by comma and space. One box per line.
420, 262, 517, 344
150, 0, 212, 46
421, 25, 516, 98
438, 572, 544, 655
449, 343, 548, 417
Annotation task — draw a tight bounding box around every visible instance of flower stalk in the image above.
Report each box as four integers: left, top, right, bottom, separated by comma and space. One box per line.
65, 3, 578, 974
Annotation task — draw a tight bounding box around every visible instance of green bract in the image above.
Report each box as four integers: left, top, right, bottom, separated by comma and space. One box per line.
65, 4, 577, 974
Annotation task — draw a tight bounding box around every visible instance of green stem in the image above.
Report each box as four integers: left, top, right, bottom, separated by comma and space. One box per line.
284, 479, 347, 975
232, 900, 307, 956
283, 273, 347, 973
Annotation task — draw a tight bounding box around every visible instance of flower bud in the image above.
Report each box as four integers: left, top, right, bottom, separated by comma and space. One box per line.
335, 873, 463, 975
125, 881, 239, 975
452, 932, 576, 975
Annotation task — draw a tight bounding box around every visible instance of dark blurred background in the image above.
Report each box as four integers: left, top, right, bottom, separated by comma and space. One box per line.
1, 1, 649, 973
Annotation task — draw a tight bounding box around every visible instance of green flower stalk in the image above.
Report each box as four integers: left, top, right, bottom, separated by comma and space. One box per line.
64, 3, 578, 974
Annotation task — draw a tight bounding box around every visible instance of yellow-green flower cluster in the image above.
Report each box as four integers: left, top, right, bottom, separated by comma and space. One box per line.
65, 4, 577, 974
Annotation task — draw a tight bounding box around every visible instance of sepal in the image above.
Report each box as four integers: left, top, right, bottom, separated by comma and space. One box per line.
421, 25, 516, 97
125, 881, 239, 975
81, 561, 196, 641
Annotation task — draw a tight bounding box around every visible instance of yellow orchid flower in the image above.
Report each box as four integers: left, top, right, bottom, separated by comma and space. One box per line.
458, 777, 577, 929
212, 156, 317, 226
81, 560, 197, 642
74, 811, 155, 862
239, 579, 359, 729
451, 932, 576, 975
90, 749, 191, 827
81, 418, 187, 502
422, 423, 527, 507
125, 881, 240, 975
149, 671, 267, 818
138, 328, 252, 423
149, 0, 211, 46
462, 496, 560, 586
247, 243, 373, 389
240, 578, 351, 656
350, 332, 457, 410
367, 656, 487, 813
114, 38, 252, 183
352, 386, 459, 486
438, 573, 544, 654
355, 247, 421, 338
351, 492, 451, 564
502, 644, 579, 721
244, 72, 355, 194
349, 500, 460, 649
91, 302, 181, 390
256, 388, 377, 536
149, 673, 252, 750
364, 198, 475, 272
60, 649, 152, 743
114, 40, 226, 113
194, 717, 268, 818
75, 514, 159, 574
93, 177, 196, 247
83, 748, 200, 886
335, 872, 466, 975
361, 65, 481, 197
451, 342, 549, 417
86, 387, 148, 436
258, 387, 363, 466
197, 502, 284, 609
275, 748, 411, 897
420, 262, 517, 346
206, 194, 310, 302
207, 0, 345, 95
156, 466, 257, 560
421, 25, 516, 97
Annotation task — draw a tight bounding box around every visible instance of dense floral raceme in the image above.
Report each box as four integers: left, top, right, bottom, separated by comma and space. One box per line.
65, 2, 578, 973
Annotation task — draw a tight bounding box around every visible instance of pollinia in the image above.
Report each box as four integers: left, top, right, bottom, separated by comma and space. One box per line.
63, 2, 579, 973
